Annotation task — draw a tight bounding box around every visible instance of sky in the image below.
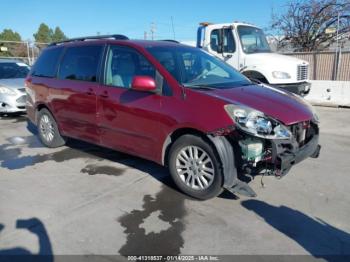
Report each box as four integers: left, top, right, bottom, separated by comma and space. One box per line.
0, 0, 289, 42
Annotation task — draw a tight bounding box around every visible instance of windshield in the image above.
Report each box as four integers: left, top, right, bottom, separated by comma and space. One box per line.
146, 46, 251, 89
237, 25, 271, 54
0, 62, 30, 79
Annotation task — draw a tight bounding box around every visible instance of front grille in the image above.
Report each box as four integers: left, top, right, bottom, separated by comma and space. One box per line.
288, 121, 317, 146
289, 121, 309, 145
297, 64, 308, 81
16, 95, 26, 104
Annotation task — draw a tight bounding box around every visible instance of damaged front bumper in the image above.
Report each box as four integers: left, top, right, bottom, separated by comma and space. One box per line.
272, 133, 320, 176
208, 121, 321, 197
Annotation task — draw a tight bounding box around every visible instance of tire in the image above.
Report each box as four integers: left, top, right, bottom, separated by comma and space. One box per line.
37, 108, 66, 148
168, 134, 224, 200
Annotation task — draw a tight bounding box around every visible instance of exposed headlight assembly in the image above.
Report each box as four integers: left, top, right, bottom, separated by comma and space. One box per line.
272, 71, 291, 79
0, 85, 16, 95
224, 104, 292, 139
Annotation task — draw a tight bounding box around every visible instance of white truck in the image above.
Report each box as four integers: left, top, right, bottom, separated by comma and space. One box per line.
196, 22, 311, 95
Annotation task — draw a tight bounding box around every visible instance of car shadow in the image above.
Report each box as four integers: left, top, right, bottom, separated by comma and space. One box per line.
241, 200, 350, 261
24, 120, 182, 193
0, 218, 53, 262
24, 120, 240, 200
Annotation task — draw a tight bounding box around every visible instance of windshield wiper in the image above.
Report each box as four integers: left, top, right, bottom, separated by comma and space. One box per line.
183, 84, 216, 90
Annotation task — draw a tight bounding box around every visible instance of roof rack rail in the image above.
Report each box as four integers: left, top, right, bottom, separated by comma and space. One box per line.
49, 34, 129, 46
161, 39, 180, 44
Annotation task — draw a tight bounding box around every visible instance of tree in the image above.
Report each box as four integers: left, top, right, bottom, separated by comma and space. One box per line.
33, 23, 53, 43
271, 0, 350, 51
52, 27, 67, 42
0, 29, 22, 41
0, 29, 24, 58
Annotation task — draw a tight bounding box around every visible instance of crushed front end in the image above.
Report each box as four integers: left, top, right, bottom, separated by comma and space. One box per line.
229, 120, 320, 180
209, 103, 321, 197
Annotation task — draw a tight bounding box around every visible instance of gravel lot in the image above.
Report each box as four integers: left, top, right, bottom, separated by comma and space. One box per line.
0, 107, 350, 259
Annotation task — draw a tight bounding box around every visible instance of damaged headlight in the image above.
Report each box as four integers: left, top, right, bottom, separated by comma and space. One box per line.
224, 104, 292, 139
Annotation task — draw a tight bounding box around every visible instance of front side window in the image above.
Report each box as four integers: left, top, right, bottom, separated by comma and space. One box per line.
58, 45, 102, 82
147, 47, 251, 89
105, 45, 156, 88
237, 26, 271, 54
31, 47, 63, 78
210, 28, 235, 53
0, 62, 30, 79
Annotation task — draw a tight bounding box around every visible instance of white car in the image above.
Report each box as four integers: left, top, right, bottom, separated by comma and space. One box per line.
0, 59, 29, 116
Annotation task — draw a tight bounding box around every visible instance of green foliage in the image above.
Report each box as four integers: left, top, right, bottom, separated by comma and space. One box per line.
33, 23, 68, 43
0, 29, 22, 41
33, 23, 53, 43
52, 27, 68, 42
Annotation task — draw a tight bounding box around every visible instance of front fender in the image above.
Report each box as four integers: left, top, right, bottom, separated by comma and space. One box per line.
207, 135, 237, 188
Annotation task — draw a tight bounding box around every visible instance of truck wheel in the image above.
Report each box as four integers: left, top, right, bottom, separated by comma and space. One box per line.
37, 108, 66, 148
168, 134, 224, 200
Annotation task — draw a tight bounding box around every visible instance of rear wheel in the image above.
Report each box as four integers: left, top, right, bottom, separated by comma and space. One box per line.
37, 108, 66, 148
168, 135, 223, 200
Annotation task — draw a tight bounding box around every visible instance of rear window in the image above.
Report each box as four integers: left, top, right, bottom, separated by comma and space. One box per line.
31, 47, 63, 78
0, 62, 30, 79
58, 45, 103, 82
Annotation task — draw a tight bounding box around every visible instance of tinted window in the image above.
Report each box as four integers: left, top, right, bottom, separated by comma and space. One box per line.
210, 29, 235, 53
58, 45, 102, 82
31, 47, 63, 78
0, 62, 30, 79
105, 46, 156, 88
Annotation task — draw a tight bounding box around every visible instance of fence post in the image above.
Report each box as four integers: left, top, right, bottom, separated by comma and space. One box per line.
332, 51, 340, 81
26, 41, 31, 65
313, 52, 317, 80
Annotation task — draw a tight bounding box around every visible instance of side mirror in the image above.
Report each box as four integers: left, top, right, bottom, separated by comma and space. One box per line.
131, 76, 157, 92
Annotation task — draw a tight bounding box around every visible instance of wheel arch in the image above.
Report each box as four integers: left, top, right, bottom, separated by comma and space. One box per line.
161, 128, 238, 188
162, 127, 212, 166
35, 104, 64, 134
242, 70, 269, 84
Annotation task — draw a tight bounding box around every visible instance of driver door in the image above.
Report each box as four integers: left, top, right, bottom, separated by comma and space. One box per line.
208, 27, 240, 70
97, 45, 163, 160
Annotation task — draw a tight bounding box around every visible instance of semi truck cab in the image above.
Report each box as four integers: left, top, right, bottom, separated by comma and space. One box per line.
196, 22, 311, 95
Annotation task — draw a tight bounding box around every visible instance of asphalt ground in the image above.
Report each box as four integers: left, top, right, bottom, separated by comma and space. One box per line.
0, 107, 349, 261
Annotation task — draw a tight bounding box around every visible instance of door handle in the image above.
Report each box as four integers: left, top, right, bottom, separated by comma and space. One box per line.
86, 88, 95, 95
99, 91, 109, 98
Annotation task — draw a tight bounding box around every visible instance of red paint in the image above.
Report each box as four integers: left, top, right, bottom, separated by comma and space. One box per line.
131, 76, 157, 92
26, 40, 314, 165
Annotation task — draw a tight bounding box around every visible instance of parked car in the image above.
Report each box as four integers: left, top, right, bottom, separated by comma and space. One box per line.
26, 35, 321, 199
0, 59, 29, 116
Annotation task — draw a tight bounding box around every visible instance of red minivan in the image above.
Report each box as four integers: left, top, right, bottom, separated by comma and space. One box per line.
26, 35, 320, 199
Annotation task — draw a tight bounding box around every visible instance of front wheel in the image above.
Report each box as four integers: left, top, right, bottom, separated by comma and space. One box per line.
168, 135, 224, 200
37, 108, 66, 148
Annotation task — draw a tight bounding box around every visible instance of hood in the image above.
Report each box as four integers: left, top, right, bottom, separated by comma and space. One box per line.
197, 84, 314, 125
245, 52, 307, 66
0, 78, 26, 90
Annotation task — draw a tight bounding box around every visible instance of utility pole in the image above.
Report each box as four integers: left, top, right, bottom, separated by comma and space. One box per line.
150, 22, 156, 40
335, 12, 340, 80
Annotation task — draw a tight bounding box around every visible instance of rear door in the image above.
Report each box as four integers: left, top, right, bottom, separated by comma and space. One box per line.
52, 44, 103, 143
97, 45, 164, 160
